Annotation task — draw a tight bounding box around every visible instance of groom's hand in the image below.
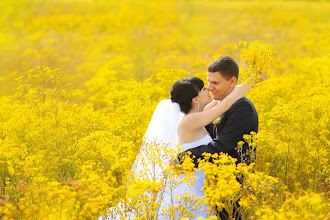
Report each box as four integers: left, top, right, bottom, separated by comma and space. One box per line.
177, 151, 199, 168
183, 144, 220, 167
176, 152, 185, 165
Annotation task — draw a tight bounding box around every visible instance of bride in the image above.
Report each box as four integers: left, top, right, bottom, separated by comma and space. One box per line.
100, 76, 264, 219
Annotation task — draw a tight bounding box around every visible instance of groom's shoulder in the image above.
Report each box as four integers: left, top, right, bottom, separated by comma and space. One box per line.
232, 96, 257, 112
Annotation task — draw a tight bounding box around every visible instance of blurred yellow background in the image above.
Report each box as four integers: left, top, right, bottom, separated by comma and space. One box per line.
0, 0, 329, 219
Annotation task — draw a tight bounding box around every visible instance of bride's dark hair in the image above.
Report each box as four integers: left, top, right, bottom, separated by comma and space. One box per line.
170, 77, 204, 114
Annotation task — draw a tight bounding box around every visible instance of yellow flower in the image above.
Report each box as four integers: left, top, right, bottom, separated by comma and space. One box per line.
213, 115, 223, 125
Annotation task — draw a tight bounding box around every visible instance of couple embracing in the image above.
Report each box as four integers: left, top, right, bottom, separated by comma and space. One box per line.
155, 56, 263, 219
103, 56, 265, 219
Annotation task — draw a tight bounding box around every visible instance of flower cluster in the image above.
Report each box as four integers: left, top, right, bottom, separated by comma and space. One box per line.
235, 41, 276, 86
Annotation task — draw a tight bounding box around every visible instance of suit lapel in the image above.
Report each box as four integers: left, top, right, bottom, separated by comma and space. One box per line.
215, 110, 230, 135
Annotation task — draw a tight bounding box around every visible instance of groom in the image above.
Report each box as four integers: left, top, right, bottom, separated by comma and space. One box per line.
185, 56, 258, 220
186, 55, 258, 166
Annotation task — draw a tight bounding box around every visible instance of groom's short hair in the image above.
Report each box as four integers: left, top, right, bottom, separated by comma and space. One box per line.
208, 56, 239, 80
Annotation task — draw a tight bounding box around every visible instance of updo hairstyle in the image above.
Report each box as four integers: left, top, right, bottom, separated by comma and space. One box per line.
170, 77, 204, 114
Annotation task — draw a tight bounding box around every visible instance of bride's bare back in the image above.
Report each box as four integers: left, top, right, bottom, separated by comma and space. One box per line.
177, 119, 210, 145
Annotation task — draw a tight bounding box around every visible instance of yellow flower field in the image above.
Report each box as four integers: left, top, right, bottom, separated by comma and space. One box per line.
0, 0, 329, 219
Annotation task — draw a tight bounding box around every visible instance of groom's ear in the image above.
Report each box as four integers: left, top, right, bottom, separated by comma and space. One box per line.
229, 77, 237, 87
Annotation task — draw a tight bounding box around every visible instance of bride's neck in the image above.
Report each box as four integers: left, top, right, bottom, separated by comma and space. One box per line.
187, 105, 205, 114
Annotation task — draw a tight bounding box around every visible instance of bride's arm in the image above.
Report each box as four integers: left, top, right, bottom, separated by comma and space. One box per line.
203, 82, 248, 112
203, 100, 217, 111
181, 81, 253, 131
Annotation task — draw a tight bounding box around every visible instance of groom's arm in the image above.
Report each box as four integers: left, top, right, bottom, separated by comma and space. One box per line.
186, 100, 255, 159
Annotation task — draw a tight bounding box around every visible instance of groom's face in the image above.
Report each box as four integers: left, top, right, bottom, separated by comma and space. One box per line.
207, 71, 236, 101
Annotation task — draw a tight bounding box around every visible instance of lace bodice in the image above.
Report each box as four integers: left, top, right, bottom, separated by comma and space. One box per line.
181, 135, 213, 152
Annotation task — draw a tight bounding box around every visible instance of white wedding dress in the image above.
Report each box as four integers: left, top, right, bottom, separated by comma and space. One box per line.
157, 135, 214, 219
99, 100, 214, 219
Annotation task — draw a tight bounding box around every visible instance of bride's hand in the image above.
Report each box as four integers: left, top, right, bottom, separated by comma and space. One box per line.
245, 73, 268, 86
257, 73, 268, 83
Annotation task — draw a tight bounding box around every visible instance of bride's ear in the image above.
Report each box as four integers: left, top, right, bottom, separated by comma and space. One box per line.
192, 97, 199, 105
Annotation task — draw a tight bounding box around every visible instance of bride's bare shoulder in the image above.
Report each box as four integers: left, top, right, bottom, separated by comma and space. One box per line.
177, 116, 192, 142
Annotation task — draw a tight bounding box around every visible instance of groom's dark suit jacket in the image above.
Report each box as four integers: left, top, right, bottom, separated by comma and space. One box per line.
186, 96, 258, 166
